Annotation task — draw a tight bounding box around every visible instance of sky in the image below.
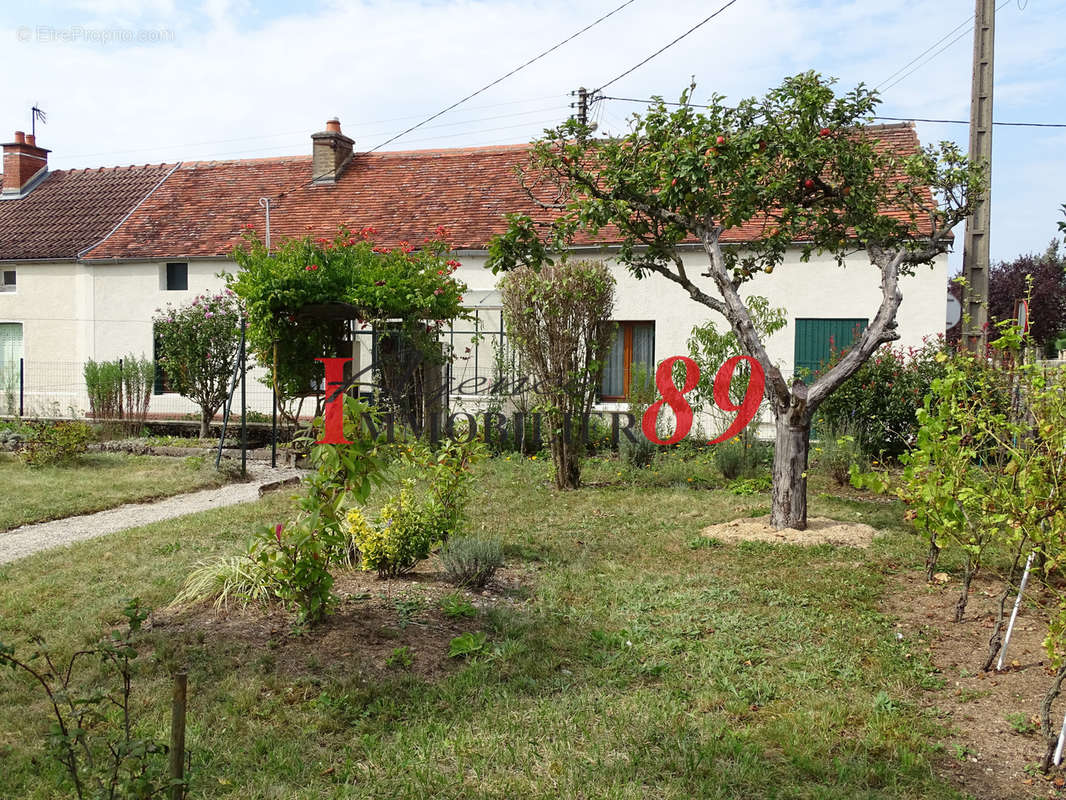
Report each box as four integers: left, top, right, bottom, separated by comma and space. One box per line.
1, 0, 1063, 272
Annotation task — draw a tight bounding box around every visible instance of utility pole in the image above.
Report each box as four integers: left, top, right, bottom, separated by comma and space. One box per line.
961, 0, 995, 352
572, 87, 589, 126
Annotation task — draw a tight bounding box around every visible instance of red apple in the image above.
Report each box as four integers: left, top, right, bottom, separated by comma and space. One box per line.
819, 127, 831, 137
804, 178, 816, 190
716, 135, 725, 145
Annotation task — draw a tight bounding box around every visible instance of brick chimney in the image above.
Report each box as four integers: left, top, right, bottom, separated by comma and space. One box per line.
2, 130, 50, 197
311, 118, 354, 184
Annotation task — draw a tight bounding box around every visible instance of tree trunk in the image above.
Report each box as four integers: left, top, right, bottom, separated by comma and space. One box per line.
548, 411, 580, 490
1041, 663, 1066, 773
199, 411, 210, 439
770, 410, 811, 530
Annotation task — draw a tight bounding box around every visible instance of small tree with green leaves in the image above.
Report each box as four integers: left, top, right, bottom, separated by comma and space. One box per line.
500, 259, 615, 489
487, 71, 981, 530
154, 292, 243, 438
687, 295, 786, 441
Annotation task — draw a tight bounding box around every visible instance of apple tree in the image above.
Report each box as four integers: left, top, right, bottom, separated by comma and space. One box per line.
486, 72, 982, 530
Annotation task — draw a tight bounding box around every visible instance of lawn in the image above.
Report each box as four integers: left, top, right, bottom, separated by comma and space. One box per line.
0, 456, 966, 799
0, 451, 234, 530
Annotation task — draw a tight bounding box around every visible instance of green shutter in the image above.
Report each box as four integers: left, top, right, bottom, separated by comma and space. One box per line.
793, 318, 868, 379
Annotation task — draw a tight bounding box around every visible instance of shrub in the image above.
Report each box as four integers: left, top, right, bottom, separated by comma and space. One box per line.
714, 438, 745, 479
83, 358, 123, 420
815, 337, 946, 460
500, 259, 616, 490
17, 420, 93, 466
154, 293, 243, 438
815, 425, 866, 486
171, 555, 276, 609
346, 485, 439, 578
620, 434, 657, 468
0, 600, 181, 799
439, 536, 503, 588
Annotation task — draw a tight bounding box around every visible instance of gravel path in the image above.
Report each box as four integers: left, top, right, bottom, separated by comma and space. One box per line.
0, 464, 304, 565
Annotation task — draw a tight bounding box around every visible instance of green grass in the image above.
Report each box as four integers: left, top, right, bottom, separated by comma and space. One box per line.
0, 457, 965, 799
0, 452, 234, 530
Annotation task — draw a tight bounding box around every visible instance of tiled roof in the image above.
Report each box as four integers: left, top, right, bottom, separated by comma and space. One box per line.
0, 163, 176, 261
3, 123, 931, 262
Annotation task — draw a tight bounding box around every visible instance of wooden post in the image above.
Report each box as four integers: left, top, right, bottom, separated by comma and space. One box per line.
169, 672, 187, 800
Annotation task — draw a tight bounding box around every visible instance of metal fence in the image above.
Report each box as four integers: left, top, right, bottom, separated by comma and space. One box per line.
0, 359, 277, 421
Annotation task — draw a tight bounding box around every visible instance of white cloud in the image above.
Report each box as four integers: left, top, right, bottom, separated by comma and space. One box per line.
0, 0, 1061, 263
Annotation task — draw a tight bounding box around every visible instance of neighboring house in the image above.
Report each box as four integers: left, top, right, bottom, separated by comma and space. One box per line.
0, 119, 948, 424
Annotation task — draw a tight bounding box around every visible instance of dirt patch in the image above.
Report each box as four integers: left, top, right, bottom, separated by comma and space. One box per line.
152, 563, 531, 682
700, 515, 878, 547
883, 570, 1066, 799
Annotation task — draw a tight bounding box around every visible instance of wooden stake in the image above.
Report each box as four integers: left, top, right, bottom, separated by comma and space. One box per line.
169, 672, 187, 800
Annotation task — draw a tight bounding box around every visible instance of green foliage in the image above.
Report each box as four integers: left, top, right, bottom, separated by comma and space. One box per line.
83, 358, 123, 420
620, 434, 658, 469
345, 438, 485, 579
815, 425, 865, 486
0, 599, 181, 799
406, 437, 487, 541
728, 475, 772, 496
228, 226, 467, 403
17, 421, 93, 467
154, 292, 243, 435
500, 259, 616, 489
439, 592, 477, 618
816, 338, 947, 460
447, 631, 488, 659
438, 536, 503, 588
687, 296, 786, 431
1005, 712, 1037, 735
713, 437, 769, 480
171, 555, 275, 609
120, 353, 155, 430
487, 72, 979, 282
899, 326, 1066, 626
385, 646, 413, 670
346, 484, 440, 579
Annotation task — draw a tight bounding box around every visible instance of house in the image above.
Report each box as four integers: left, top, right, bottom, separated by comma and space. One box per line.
0, 119, 948, 426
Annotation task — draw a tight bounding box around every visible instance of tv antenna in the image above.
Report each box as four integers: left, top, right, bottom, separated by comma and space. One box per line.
31, 105, 47, 138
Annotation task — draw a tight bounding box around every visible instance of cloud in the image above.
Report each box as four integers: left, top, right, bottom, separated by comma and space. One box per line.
0, 0, 1061, 264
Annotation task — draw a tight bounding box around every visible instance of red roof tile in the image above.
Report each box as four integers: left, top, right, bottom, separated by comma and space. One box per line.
3, 123, 931, 262
0, 163, 176, 261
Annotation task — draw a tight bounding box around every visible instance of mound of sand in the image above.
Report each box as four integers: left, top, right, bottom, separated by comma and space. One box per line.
701, 515, 878, 548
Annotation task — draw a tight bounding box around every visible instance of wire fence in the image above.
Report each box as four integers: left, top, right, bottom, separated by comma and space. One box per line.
0, 360, 277, 421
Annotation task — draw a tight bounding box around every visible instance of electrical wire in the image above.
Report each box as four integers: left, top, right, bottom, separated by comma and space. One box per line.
592, 0, 740, 93
366, 0, 640, 153
598, 95, 1066, 129
878, 0, 1013, 94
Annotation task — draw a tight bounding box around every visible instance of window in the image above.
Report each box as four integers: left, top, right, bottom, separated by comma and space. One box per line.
165, 262, 188, 291
600, 321, 654, 400
793, 318, 868, 378
0, 270, 15, 293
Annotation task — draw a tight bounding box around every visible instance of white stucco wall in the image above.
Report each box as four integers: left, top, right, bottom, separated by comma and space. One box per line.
450, 246, 949, 379
3, 245, 948, 422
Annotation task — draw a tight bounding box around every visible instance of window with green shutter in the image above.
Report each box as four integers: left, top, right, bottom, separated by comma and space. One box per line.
793, 318, 868, 379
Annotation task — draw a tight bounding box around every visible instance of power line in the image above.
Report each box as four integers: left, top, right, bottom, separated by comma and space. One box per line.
598, 95, 1066, 129
61, 94, 569, 162
366, 0, 640, 153
592, 0, 740, 93
874, 116, 1066, 128
878, 0, 1013, 94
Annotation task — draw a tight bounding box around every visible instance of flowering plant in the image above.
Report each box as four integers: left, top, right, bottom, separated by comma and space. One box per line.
153, 291, 244, 437
228, 226, 468, 406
